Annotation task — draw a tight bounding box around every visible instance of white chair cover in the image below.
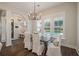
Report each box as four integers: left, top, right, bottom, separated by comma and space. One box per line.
24, 32, 32, 50
32, 33, 42, 55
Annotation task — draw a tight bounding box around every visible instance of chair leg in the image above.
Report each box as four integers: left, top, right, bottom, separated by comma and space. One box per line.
42, 42, 48, 56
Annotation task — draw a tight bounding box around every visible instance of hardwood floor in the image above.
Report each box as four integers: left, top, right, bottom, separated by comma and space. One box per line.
0, 38, 38, 56
0, 38, 78, 56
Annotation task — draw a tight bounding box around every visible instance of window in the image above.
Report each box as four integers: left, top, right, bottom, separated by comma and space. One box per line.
44, 19, 50, 32
54, 17, 63, 33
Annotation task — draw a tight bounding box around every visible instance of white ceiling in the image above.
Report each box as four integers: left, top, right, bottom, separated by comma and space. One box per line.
0, 2, 63, 15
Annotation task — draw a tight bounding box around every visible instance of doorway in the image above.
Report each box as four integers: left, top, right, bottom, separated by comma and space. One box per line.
11, 19, 14, 39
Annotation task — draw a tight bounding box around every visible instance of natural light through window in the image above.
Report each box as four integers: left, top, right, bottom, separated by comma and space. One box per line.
54, 16, 63, 34
44, 19, 50, 32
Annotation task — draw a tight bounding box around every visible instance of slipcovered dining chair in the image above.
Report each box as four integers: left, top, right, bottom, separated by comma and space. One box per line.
24, 32, 32, 50
32, 33, 42, 55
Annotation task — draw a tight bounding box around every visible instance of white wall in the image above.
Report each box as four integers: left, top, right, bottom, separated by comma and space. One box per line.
11, 14, 22, 40
40, 2, 77, 49
9, 13, 27, 40
77, 3, 79, 50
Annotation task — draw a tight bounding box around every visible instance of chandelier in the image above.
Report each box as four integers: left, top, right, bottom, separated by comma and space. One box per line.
28, 2, 41, 20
